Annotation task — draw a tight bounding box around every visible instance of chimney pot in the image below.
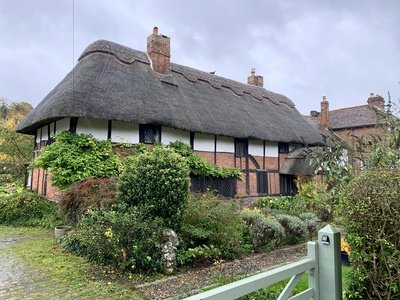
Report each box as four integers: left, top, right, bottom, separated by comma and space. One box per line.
153, 26, 158, 35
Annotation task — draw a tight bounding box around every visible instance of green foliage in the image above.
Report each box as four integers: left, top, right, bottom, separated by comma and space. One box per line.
311, 141, 354, 220
255, 196, 301, 215
0, 100, 33, 191
118, 146, 190, 231
60, 177, 117, 225
242, 209, 285, 251
341, 168, 400, 300
276, 214, 307, 244
176, 244, 222, 266
32, 132, 120, 190
298, 212, 320, 239
168, 141, 242, 178
181, 193, 244, 260
65, 203, 164, 272
0, 190, 59, 227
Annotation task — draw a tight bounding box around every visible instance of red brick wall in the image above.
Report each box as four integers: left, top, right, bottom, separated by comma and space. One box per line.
215, 152, 235, 168
196, 151, 215, 165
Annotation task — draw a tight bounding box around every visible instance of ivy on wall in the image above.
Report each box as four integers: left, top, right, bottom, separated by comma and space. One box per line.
168, 141, 242, 179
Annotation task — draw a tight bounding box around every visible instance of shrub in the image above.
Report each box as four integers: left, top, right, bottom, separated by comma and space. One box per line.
341, 168, 400, 300
0, 191, 59, 227
298, 212, 320, 239
256, 196, 301, 215
118, 146, 190, 231
65, 203, 163, 272
276, 214, 307, 244
181, 193, 244, 260
248, 216, 285, 251
32, 132, 120, 190
176, 245, 222, 266
59, 177, 117, 225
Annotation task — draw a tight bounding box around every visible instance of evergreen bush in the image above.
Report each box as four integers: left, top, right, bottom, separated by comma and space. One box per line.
118, 146, 190, 231
0, 191, 59, 227
276, 214, 307, 244
341, 168, 400, 300
181, 193, 244, 260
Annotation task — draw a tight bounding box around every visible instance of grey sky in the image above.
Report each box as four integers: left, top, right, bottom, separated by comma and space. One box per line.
1, 0, 399, 114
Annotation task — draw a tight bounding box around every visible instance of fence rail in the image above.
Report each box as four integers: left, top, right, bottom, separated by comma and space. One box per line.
184, 225, 342, 300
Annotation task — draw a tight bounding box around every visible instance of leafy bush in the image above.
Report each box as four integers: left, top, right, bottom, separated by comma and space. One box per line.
168, 141, 242, 178
181, 193, 244, 260
65, 203, 163, 272
341, 168, 400, 300
32, 132, 120, 190
276, 214, 307, 244
118, 146, 190, 231
177, 244, 222, 266
248, 215, 285, 251
256, 196, 301, 215
59, 177, 117, 225
0, 191, 59, 227
298, 212, 320, 239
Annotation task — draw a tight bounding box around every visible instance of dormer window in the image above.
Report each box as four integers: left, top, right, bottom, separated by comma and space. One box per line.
139, 124, 161, 144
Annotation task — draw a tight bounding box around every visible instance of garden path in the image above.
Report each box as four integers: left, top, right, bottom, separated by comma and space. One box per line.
0, 236, 44, 299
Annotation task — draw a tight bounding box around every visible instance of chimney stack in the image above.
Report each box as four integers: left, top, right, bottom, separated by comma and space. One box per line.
320, 96, 329, 127
367, 92, 385, 110
147, 26, 170, 75
247, 68, 264, 87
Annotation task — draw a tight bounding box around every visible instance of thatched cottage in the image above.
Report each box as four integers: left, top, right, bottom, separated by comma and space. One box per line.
17, 27, 326, 199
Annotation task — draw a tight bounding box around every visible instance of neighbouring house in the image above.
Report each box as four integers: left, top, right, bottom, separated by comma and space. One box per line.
16, 27, 326, 200
310, 93, 387, 168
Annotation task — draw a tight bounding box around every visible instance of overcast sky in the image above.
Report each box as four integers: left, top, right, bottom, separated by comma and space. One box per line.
1, 0, 399, 114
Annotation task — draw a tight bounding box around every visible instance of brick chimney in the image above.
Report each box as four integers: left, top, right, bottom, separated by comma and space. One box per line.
247, 68, 264, 87
320, 96, 329, 127
367, 92, 385, 110
147, 27, 170, 75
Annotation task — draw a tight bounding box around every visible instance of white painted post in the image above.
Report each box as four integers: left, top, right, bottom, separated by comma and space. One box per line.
307, 241, 319, 300
317, 225, 342, 300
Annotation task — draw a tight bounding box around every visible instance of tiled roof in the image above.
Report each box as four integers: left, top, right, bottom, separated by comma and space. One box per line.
329, 105, 382, 129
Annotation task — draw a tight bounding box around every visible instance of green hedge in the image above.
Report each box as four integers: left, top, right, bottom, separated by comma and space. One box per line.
341, 168, 400, 299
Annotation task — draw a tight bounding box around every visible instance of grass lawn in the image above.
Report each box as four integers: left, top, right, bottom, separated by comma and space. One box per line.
0, 226, 143, 300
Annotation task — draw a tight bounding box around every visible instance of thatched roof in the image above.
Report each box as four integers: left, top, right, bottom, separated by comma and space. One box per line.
17, 40, 325, 145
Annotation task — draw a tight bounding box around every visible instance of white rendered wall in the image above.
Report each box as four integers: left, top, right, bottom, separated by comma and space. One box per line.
161, 127, 190, 145
36, 127, 41, 143
249, 139, 264, 156
216, 136, 234, 153
193, 133, 215, 152
49, 122, 55, 137
76, 117, 108, 140
41, 125, 49, 141
111, 121, 139, 144
265, 142, 278, 157
55, 118, 70, 134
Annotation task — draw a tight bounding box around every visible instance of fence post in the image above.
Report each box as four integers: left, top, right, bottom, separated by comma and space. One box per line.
307, 241, 319, 300
317, 224, 342, 300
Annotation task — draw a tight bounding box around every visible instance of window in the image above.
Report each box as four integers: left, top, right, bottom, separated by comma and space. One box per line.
280, 174, 297, 195
278, 142, 289, 154
139, 124, 160, 144
235, 138, 248, 157
257, 171, 268, 194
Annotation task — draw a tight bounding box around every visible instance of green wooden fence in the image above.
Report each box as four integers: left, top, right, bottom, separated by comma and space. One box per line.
184, 225, 342, 300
